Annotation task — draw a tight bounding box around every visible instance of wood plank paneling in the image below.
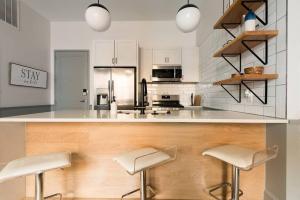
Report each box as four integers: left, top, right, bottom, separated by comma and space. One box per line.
25, 123, 265, 200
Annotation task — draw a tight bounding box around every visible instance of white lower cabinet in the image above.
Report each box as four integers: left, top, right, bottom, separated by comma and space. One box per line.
182, 47, 200, 83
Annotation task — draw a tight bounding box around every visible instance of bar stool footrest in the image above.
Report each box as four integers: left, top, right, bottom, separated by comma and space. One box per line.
121, 185, 156, 200
208, 182, 243, 200
45, 193, 63, 200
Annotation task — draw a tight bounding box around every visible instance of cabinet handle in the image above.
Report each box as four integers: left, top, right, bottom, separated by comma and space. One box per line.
165, 57, 169, 63
115, 58, 118, 64
112, 58, 115, 64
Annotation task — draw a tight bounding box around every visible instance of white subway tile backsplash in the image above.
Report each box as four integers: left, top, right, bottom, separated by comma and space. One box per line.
277, 0, 287, 20
276, 16, 287, 52
196, 0, 287, 118
276, 50, 287, 85
276, 85, 287, 118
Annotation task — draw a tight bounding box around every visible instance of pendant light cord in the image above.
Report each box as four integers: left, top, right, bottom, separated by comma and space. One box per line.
98, 0, 100, 4
187, 0, 190, 4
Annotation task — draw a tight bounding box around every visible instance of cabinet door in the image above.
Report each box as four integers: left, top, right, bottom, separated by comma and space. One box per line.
94, 40, 115, 67
182, 47, 200, 82
140, 48, 153, 82
153, 48, 182, 65
115, 40, 138, 66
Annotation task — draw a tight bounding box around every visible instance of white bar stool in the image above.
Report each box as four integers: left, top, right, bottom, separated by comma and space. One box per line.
114, 147, 176, 200
0, 152, 71, 200
202, 145, 278, 200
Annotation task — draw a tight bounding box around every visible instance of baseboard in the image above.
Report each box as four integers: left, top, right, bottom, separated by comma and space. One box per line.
0, 105, 53, 117
265, 189, 280, 200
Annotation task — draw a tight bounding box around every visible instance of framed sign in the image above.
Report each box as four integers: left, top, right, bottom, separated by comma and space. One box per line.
10, 63, 48, 89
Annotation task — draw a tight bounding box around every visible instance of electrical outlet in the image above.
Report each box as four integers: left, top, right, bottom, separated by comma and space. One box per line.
245, 89, 254, 104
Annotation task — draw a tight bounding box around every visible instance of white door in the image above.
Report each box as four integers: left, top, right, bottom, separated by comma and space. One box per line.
182, 47, 200, 82
140, 48, 153, 81
153, 48, 182, 65
94, 40, 115, 67
115, 40, 137, 66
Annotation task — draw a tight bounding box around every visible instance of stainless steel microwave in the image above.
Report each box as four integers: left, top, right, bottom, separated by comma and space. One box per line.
152, 65, 182, 82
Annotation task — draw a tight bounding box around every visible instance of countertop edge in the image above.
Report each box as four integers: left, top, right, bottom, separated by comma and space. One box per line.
0, 118, 289, 124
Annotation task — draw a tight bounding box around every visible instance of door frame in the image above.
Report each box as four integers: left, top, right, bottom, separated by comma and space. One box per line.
54, 50, 90, 109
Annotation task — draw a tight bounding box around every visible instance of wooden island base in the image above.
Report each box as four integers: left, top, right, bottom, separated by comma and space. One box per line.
25, 123, 266, 200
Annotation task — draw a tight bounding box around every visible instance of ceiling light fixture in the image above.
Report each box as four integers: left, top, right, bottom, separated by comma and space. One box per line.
176, 0, 201, 33
85, 0, 111, 32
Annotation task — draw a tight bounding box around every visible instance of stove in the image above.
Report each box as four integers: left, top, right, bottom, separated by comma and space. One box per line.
152, 95, 184, 111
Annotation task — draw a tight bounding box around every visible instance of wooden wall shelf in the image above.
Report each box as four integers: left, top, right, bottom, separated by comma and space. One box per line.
214, 74, 278, 85
214, 74, 278, 104
215, 0, 265, 29
214, 30, 278, 57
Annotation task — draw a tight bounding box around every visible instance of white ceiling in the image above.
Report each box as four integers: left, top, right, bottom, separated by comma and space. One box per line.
22, 0, 203, 21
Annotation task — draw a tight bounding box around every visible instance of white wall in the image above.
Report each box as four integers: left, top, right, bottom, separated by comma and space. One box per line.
0, 2, 51, 108
287, 1, 300, 120
50, 20, 197, 104
196, 0, 287, 118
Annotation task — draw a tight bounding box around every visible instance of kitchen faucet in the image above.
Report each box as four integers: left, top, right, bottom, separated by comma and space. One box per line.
135, 78, 148, 114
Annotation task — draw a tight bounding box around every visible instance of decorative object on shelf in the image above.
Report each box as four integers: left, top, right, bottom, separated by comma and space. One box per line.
9, 63, 48, 89
85, 0, 111, 32
176, 0, 201, 33
216, 0, 268, 38
231, 73, 242, 78
244, 66, 264, 74
245, 10, 256, 31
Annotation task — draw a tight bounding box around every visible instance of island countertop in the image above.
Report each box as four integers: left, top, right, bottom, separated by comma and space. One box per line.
0, 109, 288, 123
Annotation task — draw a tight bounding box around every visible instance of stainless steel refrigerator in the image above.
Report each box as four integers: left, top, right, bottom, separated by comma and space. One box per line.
94, 67, 136, 110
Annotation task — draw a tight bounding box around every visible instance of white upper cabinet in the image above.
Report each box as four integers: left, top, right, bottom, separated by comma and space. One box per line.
94, 40, 115, 66
93, 40, 138, 67
182, 47, 200, 83
115, 40, 138, 66
140, 48, 153, 81
153, 48, 182, 65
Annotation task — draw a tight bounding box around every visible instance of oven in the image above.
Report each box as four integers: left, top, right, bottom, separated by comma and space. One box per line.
152, 65, 182, 82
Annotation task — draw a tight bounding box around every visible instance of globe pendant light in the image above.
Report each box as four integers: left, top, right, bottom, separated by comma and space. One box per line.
176, 0, 201, 33
85, 0, 111, 32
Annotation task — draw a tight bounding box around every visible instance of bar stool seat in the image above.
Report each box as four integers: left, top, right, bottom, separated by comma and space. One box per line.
0, 152, 71, 183
114, 147, 176, 200
0, 152, 71, 200
203, 145, 278, 200
203, 144, 269, 170
114, 147, 171, 175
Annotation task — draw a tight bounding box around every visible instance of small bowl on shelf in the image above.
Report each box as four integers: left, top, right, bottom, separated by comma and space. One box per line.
231, 73, 242, 78
244, 66, 264, 74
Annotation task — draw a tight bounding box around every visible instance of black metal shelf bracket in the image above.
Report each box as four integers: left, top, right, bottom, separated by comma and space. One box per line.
221, 23, 240, 38
221, 54, 242, 74
221, 84, 242, 103
241, 0, 268, 26
241, 80, 268, 104
241, 39, 268, 65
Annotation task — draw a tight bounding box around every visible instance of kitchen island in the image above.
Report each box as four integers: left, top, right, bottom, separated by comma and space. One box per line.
0, 109, 287, 200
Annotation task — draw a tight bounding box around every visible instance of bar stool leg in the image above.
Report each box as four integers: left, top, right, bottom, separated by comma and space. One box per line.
232, 166, 240, 200
35, 173, 44, 200
140, 170, 147, 200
